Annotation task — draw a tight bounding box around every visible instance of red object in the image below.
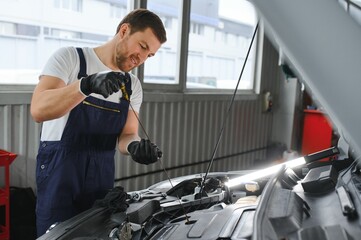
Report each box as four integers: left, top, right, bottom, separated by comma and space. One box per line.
301, 110, 333, 161
0, 150, 17, 240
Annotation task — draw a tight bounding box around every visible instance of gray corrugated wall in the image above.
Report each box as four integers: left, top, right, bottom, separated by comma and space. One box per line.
0, 36, 280, 192
114, 98, 273, 191
0, 103, 38, 190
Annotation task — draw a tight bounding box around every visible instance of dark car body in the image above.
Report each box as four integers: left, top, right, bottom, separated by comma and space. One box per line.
37, 150, 361, 239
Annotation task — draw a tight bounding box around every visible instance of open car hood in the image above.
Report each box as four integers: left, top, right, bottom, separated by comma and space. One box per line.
252, 0, 361, 158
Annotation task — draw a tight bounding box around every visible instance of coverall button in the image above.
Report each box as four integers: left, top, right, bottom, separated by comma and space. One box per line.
42, 143, 47, 147
41, 165, 45, 170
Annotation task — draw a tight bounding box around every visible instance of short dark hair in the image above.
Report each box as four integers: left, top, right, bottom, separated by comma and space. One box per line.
116, 8, 167, 44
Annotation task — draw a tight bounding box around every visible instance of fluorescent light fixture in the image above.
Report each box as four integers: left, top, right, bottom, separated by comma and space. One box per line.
225, 157, 306, 188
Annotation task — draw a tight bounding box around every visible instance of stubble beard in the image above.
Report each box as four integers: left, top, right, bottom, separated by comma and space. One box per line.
116, 55, 127, 71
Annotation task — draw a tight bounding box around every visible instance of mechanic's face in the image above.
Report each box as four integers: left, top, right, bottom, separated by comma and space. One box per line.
115, 24, 161, 72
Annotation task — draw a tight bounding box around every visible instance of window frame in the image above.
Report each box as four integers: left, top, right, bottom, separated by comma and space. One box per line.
139, 0, 262, 97
0, 0, 262, 99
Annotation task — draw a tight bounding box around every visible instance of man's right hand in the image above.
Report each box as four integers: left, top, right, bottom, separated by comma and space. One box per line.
80, 71, 127, 98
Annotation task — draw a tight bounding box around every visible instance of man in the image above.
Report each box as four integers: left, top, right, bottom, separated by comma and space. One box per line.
30, 8, 167, 236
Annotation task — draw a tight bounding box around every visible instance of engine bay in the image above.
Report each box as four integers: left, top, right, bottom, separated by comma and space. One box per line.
37, 149, 361, 240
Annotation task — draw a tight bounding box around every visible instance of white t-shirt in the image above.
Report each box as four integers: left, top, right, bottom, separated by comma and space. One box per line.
39, 46, 143, 141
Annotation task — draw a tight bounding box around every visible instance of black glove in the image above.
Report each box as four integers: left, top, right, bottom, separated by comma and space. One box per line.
93, 186, 129, 213
80, 71, 127, 98
127, 139, 162, 165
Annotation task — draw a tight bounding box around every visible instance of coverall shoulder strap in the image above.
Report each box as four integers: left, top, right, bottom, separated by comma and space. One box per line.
76, 47, 88, 79
123, 72, 132, 98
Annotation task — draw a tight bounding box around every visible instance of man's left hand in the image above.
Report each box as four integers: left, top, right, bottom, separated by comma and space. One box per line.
127, 139, 162, 165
